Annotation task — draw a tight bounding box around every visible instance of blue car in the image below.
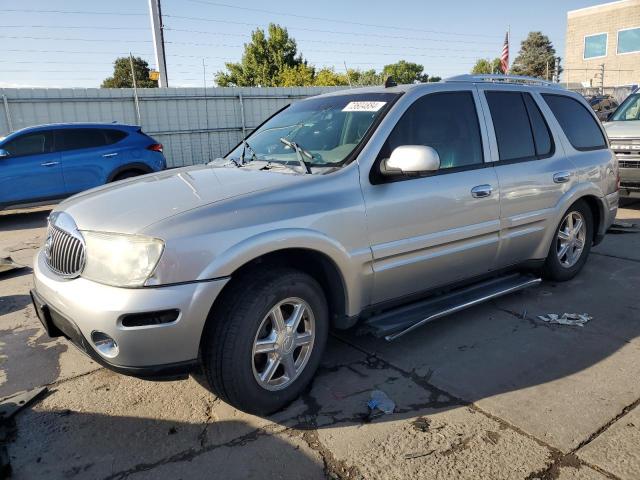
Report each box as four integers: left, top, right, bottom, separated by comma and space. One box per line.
0, 123, 166, 209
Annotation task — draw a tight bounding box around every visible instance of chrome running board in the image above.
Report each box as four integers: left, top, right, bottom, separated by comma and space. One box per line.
361, 273, 541, 341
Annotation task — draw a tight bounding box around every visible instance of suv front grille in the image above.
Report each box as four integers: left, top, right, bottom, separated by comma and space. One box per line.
610, 138, 640, 165
45, 225, 86, 277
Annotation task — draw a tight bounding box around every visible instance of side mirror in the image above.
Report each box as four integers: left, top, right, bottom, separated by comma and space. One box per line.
0, 149, 8, 158
381, 145, 440, 176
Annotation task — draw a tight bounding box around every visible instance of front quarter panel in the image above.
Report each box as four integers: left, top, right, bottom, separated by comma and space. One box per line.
143, 165, 373, 315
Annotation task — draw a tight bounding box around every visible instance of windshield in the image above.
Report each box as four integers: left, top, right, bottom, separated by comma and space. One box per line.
224, 92, 398, 172
611, 93, 640, 121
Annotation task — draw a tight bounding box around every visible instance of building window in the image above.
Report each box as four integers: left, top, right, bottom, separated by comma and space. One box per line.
618, 27, 640, 54
584, 33, 608, 59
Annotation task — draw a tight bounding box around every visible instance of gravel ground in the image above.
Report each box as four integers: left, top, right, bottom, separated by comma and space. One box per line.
0, 200, 639, 480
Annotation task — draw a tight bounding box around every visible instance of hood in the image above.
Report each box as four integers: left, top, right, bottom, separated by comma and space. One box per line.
59, 165, 303, 233
603, 120, 640, 139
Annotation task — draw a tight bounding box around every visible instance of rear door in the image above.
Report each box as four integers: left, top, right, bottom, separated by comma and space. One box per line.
56, 128, 123, 194
0, 130, 65, 206
359, 86, 501, 304
477, 86, 575, 267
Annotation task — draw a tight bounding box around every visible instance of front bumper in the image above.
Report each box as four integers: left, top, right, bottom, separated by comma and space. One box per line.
619, 166, 640, 197
32, 250, 229, 375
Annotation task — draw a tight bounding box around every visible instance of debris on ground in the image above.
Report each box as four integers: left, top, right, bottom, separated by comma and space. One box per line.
404, 450, 435, 459
0, 256, 26, 275
367, 389, 395, 418
537, 313, 592, 327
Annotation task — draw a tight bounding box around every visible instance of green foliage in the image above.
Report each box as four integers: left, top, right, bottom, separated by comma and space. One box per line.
510, 32, 562, 79
101, 57, 158, 88
471, 58, 504, 74
381, 60, 428, 84
213, 23, 442, 87
215, 24, 303, 87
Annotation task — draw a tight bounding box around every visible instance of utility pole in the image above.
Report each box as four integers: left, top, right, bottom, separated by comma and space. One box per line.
553, 57, 560, 83
129, 53, 141, 125
599, 63, 605, 94
148, 0, 168, 87
546, 60, 550, 81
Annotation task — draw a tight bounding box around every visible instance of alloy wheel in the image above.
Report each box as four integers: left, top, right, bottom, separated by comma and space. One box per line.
556, 211, 587, 268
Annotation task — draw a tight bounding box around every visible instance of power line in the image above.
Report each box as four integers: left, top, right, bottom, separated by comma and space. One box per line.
179, 0, 502, 39
163, 27, 496, 54
3, 9, 146, 16
0, 35, 152, 43
5, 48, 154, 56
163, 14, 500, 45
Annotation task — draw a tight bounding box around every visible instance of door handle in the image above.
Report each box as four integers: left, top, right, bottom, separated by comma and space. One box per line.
40, 161, 59, 167
102, 152, 118, 158
471, 184, 493, 198
553, 171, 571, 183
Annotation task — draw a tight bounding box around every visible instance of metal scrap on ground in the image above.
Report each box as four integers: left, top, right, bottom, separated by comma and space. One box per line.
537, 313, 592, 327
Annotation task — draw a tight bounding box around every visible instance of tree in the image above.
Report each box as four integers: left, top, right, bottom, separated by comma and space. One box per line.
471, 58, 504, 74
313, 68, 349, 86
381, 60, 428, 84
101, 56, 157, 88
510, 32, 562, 79
279, 64, 315, 86
215, 24, 304, 87
349, 69, 382, 86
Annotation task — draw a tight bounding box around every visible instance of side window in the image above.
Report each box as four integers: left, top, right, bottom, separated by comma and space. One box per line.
542, 94, 607, 151
485, 91, 553, 161
380, 91, 484, 171
2, 132, 51, 157
522, 94, 553, 157
103, 129, 128, 145
56, 129, 107, 152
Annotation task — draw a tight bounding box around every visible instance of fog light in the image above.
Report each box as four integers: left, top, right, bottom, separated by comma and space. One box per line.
91, 331, 119, 358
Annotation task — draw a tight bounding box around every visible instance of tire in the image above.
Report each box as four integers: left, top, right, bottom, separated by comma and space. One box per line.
541, 200, 594, 282
112, 170, 143, 182
200, 267, 328, 415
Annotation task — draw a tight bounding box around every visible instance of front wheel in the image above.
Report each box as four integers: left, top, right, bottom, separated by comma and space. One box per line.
200, 267, 328, 415
541, 200, 593, 282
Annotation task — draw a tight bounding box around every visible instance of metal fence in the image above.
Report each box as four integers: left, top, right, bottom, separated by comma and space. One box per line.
0, 86, 344, 167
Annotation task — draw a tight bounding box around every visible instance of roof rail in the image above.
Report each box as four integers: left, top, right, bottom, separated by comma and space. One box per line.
445, 74, 563, 88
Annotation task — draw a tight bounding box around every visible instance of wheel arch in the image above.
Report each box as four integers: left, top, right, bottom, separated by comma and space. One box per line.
107, 162, 153, 182
204, 247, 354, 335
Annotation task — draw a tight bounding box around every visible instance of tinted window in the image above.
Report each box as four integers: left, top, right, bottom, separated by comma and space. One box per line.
104, 129, 128, 145
542, 94, 607, 150
523, 94, 553, 157
486, 91, 535, 161
381, 91, 483, 170
2, 132, 51, 157
56, 129, 106, 151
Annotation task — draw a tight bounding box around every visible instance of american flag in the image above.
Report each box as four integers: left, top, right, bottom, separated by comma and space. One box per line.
500, 32, 509, 74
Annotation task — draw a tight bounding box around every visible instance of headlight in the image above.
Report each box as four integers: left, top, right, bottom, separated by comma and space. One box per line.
81, 232, 164, 287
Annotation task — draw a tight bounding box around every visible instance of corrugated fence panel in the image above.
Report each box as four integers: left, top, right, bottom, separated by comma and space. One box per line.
0, 86, 345, 166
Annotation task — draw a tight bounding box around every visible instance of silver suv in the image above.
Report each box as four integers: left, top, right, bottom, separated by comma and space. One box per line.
603, 91, 640, 197
31, 75, 619, 414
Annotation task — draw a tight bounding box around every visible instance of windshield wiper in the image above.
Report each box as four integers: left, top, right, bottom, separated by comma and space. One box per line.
240, 139, 258, 165
279, 137, 312, 174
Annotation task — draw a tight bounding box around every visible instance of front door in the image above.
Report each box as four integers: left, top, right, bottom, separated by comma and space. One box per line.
0, 130, 65, 206
359, 87, 501, 304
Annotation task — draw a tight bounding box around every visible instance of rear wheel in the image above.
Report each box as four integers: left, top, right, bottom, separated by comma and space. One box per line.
200, 267, 328, 415
541, 200, 593, 282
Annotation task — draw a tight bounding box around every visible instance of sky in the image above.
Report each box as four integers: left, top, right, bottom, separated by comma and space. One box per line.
1, 0, 611, 88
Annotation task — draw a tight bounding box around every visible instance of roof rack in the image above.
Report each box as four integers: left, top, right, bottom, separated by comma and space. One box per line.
445, 74, 563, 88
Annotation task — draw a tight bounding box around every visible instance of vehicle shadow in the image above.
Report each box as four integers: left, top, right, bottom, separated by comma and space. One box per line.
8, 411, 326, 479
0, 294, 32, 316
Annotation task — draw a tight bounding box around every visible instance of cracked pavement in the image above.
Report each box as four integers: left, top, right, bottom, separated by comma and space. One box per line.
1, 201, 639, 479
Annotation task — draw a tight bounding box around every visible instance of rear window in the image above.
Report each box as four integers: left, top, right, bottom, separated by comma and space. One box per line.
485, 91, 553, 161
103, 129, 128, 145
56, 128, 107, 151
542, 94, 607, 151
